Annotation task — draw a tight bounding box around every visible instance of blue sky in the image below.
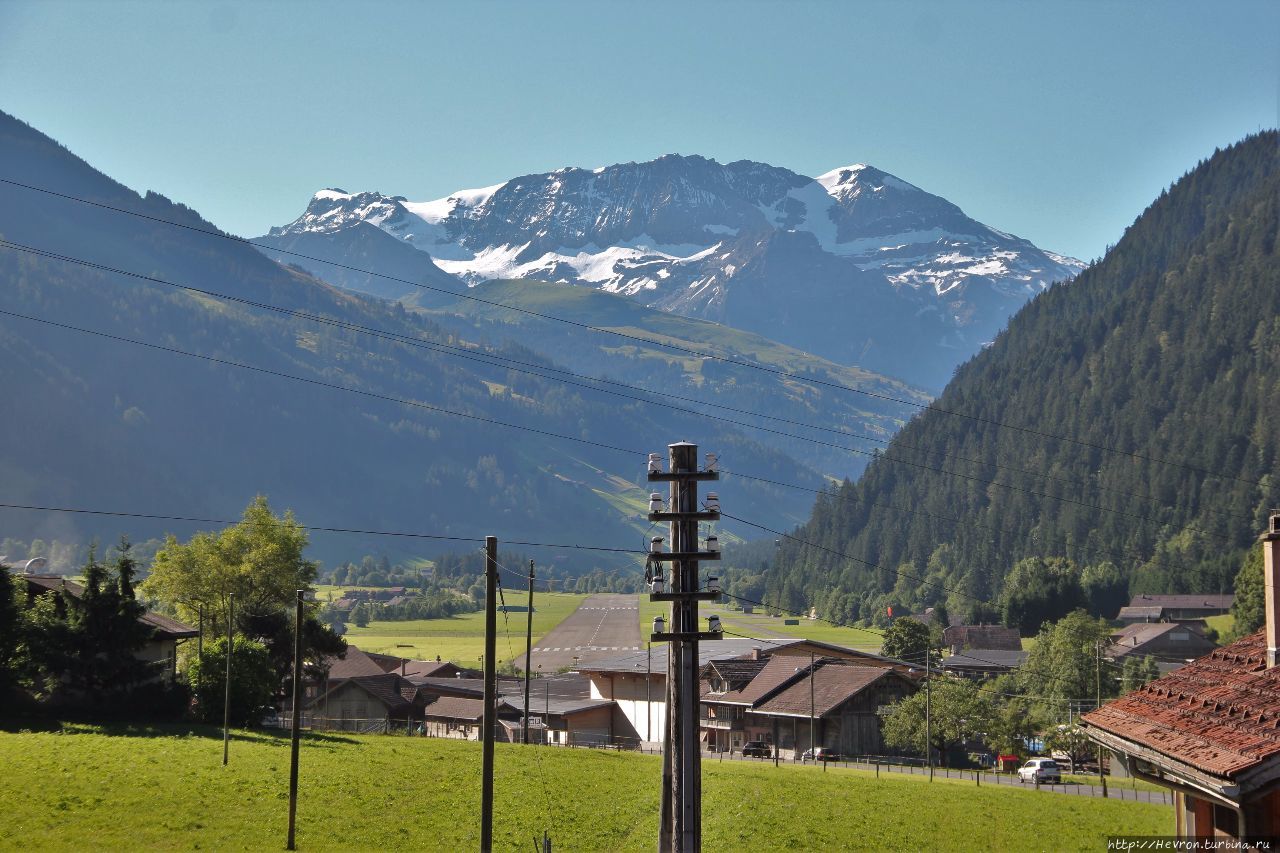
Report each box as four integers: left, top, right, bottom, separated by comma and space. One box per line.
0, 0, 1275, 261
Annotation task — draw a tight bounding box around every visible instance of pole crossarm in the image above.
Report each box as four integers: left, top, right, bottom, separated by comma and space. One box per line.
649, 591, 722, 602
647, 552, 721, 562
647, 511, 721, 522
647, 472, 719, 482
651, 631, 725, 643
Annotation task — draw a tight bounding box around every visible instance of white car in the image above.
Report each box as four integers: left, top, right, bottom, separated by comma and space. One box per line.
1018, 758, 1061, 783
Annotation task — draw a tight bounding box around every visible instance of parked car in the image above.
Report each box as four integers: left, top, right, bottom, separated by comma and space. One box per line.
801, 747, 841, 762
741, 741, 772, 758
1018, 758, 1062, 783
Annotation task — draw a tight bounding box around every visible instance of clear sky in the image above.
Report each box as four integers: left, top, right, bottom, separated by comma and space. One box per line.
0, 0, 1275, 261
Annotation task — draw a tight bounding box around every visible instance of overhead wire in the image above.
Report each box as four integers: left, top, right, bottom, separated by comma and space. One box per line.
2, 290, 1237, 551
0, 174, 1264, 491
1, 235, 1234, 531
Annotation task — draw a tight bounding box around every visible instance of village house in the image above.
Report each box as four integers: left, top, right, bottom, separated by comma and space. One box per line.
940, 648, 1029, 680
307, 672, 429, 731
1107, 621, 1218, 672
1117, 593, 1234, 624
579, 638, 914, 746
941, 623, 1022, 654
700, 654, 918, 757
1082, 514, 1280, 840
18, 574, 197, 681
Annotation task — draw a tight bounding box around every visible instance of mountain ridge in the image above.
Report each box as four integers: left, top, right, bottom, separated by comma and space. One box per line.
760, 131, 1280, 628
259, 153, 1083, 388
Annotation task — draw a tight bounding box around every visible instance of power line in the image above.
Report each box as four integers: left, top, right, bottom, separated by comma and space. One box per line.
0, 500, 641, 555
0, 295, 1232, 549
5, 236, 1216, 525
0, 306, 644, 458
0, 175, 1263, 490
0, 294, 1240, 587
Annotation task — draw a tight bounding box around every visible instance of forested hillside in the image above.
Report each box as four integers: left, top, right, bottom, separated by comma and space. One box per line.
764, 132, 1280, 628
0, 111, 824, 569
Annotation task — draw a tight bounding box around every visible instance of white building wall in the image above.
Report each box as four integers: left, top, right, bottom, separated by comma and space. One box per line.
588, 671, 666, 744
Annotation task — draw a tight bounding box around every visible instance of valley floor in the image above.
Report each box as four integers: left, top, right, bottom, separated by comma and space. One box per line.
0, 725, 1171, 851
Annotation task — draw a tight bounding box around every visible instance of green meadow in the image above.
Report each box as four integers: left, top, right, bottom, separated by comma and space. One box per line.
0, 725, 1171, 851
340, 592, 589, 667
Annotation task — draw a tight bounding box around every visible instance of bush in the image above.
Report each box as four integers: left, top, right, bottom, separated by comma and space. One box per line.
185, 637, 278, 727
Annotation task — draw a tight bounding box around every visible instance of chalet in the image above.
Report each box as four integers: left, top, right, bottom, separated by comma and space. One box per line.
940, 649, 1029, 680
18, 574, 197, 681
579, 638, 914, 745
941, 624, 1022, 654
1118, 593, 1234, 623
1107, 621, 1218, 670
308, 672, 428, 731
421, 697, 501, 739
1082, 514, 1280, 840
700, 655, 918, 757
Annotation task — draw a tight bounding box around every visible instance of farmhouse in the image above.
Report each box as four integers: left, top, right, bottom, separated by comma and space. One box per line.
579, 638, 913, 745
308, 672, 428, 731
1082, 515, 1280, 840
940, 649, 1028, 680
700, 655, 918, 757
18, 574, 197, 681
1117, 593, 1234, 624
941, 623, 1021, 654
1107, 621, 1218, 671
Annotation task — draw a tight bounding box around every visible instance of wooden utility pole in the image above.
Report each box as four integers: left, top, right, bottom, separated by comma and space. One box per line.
287, 589, 304, 850
222, 592, 234, 766
481, 536, 498, 853
197, 603, 204, 663
648, 442, 721, 853
523, 559, 535, 745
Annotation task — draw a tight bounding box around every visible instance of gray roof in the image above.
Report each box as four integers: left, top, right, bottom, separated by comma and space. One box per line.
942, 649, 1029, 670
1127, 594, 1234, 610
579, 638, 908, 676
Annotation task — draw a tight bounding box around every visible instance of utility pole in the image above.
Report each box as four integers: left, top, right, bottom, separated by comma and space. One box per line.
925, 645, 933, 782
648, 442, 720, 853
524, 559, 535, 745
197, 602, 204, 664
1096, 639, 1108, 797
481, 536, 498, 853
287, 589, 304, 850
222, 592, 234, 766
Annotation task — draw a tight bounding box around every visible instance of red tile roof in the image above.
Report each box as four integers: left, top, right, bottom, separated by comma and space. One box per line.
1082, 630, 1280, 779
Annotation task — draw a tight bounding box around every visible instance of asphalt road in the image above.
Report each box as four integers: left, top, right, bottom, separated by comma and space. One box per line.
516, 593, 641, 672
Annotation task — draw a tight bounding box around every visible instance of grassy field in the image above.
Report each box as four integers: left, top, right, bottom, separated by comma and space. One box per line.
0, 725, 1171, 851
342, 592, 588, 667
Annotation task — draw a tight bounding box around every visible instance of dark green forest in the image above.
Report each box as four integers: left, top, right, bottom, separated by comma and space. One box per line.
764, 132, 1280, 630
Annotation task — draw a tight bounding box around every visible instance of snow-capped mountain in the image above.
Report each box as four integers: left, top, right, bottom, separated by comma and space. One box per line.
259, 155, 1082, 387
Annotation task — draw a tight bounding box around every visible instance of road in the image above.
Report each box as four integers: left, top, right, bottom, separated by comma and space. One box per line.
515, 593, 641, 672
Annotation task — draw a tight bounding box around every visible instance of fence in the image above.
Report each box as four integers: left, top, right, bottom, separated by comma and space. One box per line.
267, 717, 1172, 805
